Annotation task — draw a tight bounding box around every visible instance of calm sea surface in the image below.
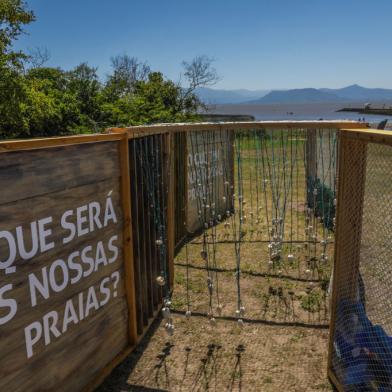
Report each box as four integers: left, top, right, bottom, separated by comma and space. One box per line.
208, 102, 392, 125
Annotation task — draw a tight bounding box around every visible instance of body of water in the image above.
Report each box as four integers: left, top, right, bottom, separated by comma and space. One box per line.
208, 102, 392, 125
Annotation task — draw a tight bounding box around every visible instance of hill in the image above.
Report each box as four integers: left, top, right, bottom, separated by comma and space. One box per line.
195, 87, 269, 104
247, 88, 348, 104
240, 85, 392, 104
199, 85, 392, 105
320, 84, 392, 102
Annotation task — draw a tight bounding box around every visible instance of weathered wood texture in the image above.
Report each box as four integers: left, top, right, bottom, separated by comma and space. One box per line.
0, 141, 130, 392
165, 132, 175, 289
173, 132, 188, 254
0, 142, 120, 204
328, 135, 368, 390
0, 123, 375, 392
108, 120, 368, 135
119, 137, 138, 345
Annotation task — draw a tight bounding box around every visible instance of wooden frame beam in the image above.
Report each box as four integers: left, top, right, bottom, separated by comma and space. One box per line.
0, 133, 123, 153
327, 134, 368, 391
108, 120, 368, 136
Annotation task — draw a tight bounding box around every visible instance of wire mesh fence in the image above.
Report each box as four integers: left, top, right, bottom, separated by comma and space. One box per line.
129, 134, 170, 334
174, 126, 339, 327
103, 121, 373, 390
329, 130, 392, 391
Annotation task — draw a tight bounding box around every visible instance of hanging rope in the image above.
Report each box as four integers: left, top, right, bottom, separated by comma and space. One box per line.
173, 125, 338, 331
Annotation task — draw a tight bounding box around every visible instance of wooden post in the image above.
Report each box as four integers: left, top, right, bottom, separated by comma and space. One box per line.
166, 132, 175, 291
327, 135, 367, 383
119, 134, 138, 345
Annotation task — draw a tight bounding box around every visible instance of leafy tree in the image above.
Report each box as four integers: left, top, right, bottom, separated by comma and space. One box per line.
67, 63, 102, 130
0, 0, 35, 138
0, 2, 219, 138
0, 0, 35, 68
24, 67, 82, 136
26, 66, 67, 90
102, 72, 199, 126
0, 69, 27, 138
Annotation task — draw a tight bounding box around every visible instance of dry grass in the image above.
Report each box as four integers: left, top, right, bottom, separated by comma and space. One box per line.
98, 314, 332, 392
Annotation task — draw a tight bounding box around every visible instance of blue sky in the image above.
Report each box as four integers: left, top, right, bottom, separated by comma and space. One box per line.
15, 0, 392, 90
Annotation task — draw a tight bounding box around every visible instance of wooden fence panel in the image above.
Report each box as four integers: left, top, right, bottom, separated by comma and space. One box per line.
0, 121, 370, 391
0, 139, 131, 392
328, 129, 392, 391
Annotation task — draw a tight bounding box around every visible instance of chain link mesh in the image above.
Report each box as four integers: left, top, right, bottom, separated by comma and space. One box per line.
330, 140, 392, 391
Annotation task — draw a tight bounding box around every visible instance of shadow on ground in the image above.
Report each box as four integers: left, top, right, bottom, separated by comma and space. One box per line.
96, 315, 250, 392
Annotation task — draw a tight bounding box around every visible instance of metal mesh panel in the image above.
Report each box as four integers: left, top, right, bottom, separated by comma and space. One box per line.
186, 129, 234, 235
175, 127, 338, 328
330, 139, 392, 391
173, 131, 188, 252
360, 143, 392, 332
129, 134, 169, 334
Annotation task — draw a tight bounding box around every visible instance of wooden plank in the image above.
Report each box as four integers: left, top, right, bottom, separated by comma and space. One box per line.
3, 298, 128, 392
154, 134, 164, 305
0, 142, 120, 204
0, 123, 367, 152
0, 133, 122, 153
108, 120, 368, 135
173, 131, 189, 253
85, 305, 163, 392
327, 368, 345, 392
119, 135, 138, 345
327, 136, 367, 380
341, 127, 392, 146
166, 132, 175, 290
83, 344, 135, 392
1, 273, 127, 368
0, 226, 123, 338
173, 132, 182, 250
128, 139, 144, 334
0, 178, 121, 266
158, 133, 169, 292
0, 186, 124, 316
0, 140, 130, 392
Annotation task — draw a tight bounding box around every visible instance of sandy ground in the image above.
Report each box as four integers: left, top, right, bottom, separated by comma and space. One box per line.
97, 232, 335, 392
97, 313, 332, 392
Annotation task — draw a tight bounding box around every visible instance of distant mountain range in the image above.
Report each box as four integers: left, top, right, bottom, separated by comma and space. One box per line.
196, 85, 392, 105
319, 85, 392, 102
195, 87, 270, 104
247, 88, 347, 104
